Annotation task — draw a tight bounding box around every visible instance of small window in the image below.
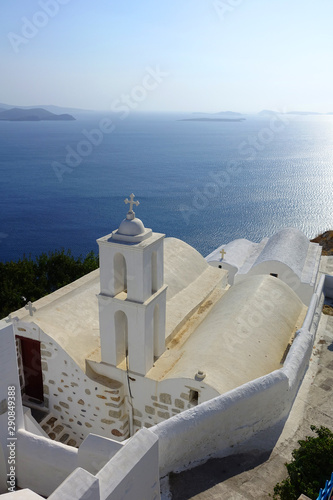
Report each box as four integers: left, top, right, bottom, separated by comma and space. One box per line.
189, 390, 199, 405
270, 273, 278, 278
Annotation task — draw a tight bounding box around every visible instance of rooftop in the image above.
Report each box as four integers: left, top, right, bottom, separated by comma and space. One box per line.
8, 243, 307, 395
206, 228, 321, 288
148, 274, 306, 394
7, 237, 226, 374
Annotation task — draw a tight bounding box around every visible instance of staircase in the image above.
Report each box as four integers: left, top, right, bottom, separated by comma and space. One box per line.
39, 413, 78, 448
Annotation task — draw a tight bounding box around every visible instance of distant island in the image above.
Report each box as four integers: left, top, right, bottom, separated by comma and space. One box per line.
179, 118, 245, 122
0, 107, 75, 121
286, 111, 322, 116
192, 111, 245, 117
259, 109, 333, 116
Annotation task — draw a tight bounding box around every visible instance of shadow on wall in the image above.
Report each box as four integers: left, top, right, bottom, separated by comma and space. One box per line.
324, 275, 333, 308
169, 419, 285, 500
170, 452, 270, 500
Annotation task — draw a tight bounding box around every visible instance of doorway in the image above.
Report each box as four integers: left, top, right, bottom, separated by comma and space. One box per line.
16, 336, 44, 402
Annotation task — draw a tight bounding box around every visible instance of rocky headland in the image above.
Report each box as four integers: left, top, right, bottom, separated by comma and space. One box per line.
311, 230, 333, 255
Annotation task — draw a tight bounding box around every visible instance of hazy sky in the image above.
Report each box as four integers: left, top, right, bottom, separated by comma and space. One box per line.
1, 0, 333, 113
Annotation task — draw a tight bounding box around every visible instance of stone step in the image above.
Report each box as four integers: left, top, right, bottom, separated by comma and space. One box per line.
39, 412, 78, 448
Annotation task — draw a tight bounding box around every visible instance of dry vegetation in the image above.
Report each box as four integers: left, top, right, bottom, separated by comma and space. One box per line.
310, 230, 333, 255
311, 231, 333, 316
323, 305, 333, 316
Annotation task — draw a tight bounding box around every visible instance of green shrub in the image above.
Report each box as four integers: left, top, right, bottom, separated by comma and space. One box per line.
273, 426, 333, 500
0, 249, 99, 319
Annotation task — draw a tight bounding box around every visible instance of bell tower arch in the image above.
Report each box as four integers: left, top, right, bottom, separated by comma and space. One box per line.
97, 194, 167, 375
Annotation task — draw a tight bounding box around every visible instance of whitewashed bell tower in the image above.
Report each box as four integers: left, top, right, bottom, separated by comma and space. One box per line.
97, 194, 167, 376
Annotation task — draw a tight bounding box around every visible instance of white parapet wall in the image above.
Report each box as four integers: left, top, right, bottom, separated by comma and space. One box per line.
0, 491, 44, 499
49, 468, 100, 499
28, 428, 160, 500
152, 370, 290, 476
10, 428, 160, 499
16, 429, 78, 497
0, 323, 24, 495
96, 428, 160, 500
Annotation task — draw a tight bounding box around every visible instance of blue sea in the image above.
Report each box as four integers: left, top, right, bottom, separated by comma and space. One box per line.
1, 112, 333, 263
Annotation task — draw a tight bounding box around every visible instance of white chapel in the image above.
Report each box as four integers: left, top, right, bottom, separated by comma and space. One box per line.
0, 194, 331, 499
0, 195, 318, 443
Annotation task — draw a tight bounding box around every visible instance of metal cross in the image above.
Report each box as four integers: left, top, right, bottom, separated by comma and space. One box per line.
6, 314, 18, 323
220, 248, 226, 260
124, 193, 140, 212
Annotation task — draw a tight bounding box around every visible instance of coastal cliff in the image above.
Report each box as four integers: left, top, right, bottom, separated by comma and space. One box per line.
311, 230, 333, 256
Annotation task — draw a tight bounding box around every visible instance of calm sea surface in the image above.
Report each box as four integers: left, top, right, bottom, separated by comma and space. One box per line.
0, 112, 333, 263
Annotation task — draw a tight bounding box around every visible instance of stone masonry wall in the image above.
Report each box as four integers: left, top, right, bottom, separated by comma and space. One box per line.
87, 361, 221, 434
133, 387, 202, 431
13, 322, 129, 445
15, 322, 220, 444
40, 338, 129, 444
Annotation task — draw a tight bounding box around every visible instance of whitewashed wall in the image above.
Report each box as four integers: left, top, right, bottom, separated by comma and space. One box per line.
49, 468, 100, 500
16, 429, 78, 497
14, 428, 160, 500
0, 323, 24, 494
153, 370, 289, 476
0, 489, 43, 499
207, 260, 238, 285
95, 428, 160, 500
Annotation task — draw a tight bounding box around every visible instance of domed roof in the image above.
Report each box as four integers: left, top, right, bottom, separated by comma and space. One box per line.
162, 274, 304, 394
118, 216, 145, 236
110, 193, 152, 243
164, 238, 212, 300
252, 227, 310, 278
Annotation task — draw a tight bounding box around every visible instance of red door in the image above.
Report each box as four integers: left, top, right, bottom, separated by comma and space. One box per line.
17, 337, 44, 402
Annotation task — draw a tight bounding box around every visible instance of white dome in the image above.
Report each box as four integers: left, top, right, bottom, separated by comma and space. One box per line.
118, 217, 145, 236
